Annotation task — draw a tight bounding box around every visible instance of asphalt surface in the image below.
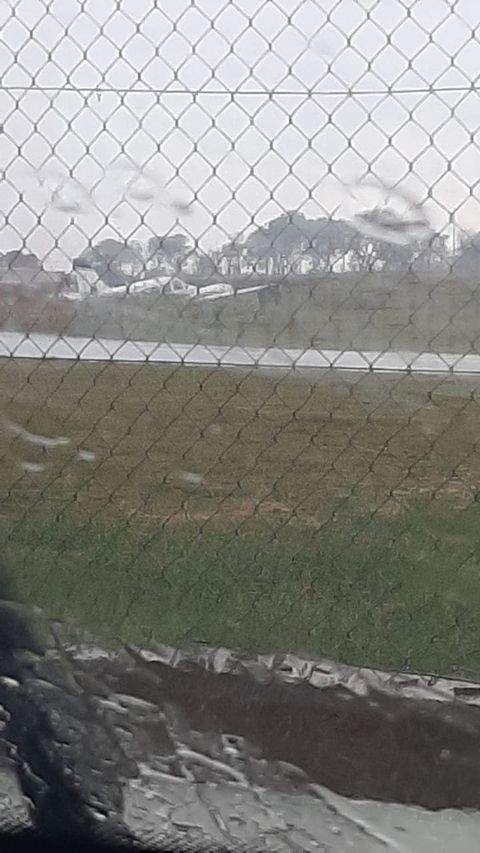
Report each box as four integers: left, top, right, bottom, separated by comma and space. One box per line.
2, 330, 480, 374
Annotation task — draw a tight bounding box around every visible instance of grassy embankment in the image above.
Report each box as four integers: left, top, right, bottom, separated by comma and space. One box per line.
1, 356, 480, 676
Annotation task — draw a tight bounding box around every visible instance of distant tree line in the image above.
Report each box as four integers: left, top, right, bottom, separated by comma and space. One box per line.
72, 234, 204, 285
5, 208, 480, 283
211, 211, 450, 276
70, 208, 455, 285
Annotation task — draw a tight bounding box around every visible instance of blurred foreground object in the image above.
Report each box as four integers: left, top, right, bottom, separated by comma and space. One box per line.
1, 594, 480, 851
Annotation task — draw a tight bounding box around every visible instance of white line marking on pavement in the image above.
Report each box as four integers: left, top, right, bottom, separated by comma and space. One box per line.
1, 331, 480, 374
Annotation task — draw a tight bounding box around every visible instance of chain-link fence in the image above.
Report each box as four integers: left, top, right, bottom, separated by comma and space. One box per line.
2, 0, 480, 679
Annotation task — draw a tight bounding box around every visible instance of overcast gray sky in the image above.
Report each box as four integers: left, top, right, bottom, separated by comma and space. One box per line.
1, 0, 480, 268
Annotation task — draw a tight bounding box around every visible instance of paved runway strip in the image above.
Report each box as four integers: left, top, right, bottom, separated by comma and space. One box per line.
1, 330, 480, 374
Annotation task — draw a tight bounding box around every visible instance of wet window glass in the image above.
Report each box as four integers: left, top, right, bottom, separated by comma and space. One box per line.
1, 0, 480, 849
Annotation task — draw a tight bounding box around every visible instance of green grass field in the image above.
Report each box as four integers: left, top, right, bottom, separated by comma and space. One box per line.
1, 356, 480, 676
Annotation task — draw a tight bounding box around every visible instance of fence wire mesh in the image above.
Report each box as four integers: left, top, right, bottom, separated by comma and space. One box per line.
2, 0, 480, 680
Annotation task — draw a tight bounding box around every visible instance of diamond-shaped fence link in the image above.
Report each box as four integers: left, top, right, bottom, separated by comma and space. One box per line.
1, 0, 480, 681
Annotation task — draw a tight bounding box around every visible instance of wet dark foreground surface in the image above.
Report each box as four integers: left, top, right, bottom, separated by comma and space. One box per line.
2, 599, 480, 851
